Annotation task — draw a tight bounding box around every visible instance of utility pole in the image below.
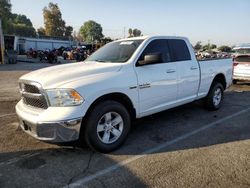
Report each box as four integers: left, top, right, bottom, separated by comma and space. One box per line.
123, 27, 126, 38
0, 19, 5, 64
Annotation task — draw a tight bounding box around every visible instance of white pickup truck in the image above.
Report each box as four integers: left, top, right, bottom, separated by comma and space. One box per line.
16, 36, 233, 152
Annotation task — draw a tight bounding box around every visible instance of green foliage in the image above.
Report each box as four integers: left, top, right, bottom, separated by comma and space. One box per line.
12, 13, 33, 26
218, 45, 232, 52
12, 23, 36, 37
79, 20, 104, 43
43, 2, 73, 37
0, 0, 11, 17
210, 44, 217, 49
37, 27, 46, 36
11, 13, 36, 37
194, 41, 202, 50
133, 29, 141, 37
202, 43, 217, 51
128, 28, 132, 37
43, 3, 65, 37
0, 0, 12, 33
127, 28, 142, 37
64, 26, 73, 38
0, 0, 36, 37
101, 37, 113, 44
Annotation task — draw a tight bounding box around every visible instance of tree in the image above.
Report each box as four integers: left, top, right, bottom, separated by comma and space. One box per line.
210, 44, 217, 49
64, 26, 73, 38
0, 0, 11, 17
194, 41, 202, 51
136, 29, 141, 36
128, 28, 133, 37
218, 45, 231, 52
12, 24, 36, 37
128, 28, 142, 37
43, 3, 65, 36
12, 13, 33, 26
202, 43, 217, 51
101, 37, 113, 44
0, 0, 36, 37
79, 20, 104, 43
43, 2, 72, 37
132, 29, 142, 37
37, 27, 46, 36
202, 44, 209, 51
10, 13, 36, 37
0, 0, 12, 34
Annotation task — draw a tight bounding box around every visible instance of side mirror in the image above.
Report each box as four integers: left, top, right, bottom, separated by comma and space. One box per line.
139, 53, 163, 65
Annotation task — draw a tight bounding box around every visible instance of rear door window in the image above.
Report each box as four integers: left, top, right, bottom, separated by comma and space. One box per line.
168, 39, 191, 62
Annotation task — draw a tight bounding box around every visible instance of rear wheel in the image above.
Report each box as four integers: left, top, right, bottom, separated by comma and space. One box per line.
204, 82, 224, 111
83, 100, 131, 153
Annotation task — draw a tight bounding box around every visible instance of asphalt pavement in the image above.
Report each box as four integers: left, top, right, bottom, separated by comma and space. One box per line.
0, 62, 249, 188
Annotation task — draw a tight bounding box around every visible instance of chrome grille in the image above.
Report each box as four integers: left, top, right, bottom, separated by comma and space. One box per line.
23, 84, 40, 93
20, 82, 48, 109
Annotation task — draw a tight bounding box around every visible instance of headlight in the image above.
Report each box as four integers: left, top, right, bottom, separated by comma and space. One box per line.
46, 89, 84, 107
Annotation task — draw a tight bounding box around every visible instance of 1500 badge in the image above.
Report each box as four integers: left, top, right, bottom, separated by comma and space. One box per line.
139, 83, 151, 89
129, 83, 151, 89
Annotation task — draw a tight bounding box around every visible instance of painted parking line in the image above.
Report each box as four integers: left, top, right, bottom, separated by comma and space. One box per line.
68, 107, 250, 188
0, 152, 41, 167
0, 113, 16, 118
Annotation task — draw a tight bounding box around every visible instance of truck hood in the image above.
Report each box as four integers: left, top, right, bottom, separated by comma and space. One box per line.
20, 61, 122, 88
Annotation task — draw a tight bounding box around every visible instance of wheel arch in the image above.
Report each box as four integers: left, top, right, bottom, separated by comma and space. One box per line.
85, 92, 137, 121
210, 73, 227, 90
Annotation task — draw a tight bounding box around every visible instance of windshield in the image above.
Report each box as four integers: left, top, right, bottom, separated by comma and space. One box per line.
87, 40, 143, 63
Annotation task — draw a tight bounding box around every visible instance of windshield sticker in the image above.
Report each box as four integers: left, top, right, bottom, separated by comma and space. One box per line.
120, 41, 134, 45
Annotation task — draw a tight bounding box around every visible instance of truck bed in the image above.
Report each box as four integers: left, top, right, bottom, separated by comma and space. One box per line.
198, 58, 233, 97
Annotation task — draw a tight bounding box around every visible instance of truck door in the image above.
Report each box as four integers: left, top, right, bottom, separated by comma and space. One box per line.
135, 39, 178, 116
168, 39, 200, 102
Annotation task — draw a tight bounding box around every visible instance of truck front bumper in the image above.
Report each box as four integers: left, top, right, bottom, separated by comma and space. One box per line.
16, 101, 83, 143
17, 116, 82, 143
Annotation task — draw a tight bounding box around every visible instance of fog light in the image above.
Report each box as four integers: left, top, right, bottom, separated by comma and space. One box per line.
60, 119, 81, 127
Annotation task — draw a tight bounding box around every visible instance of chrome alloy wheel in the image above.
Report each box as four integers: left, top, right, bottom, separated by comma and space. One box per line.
213, 88, 222, 106
97, 112, 124, 144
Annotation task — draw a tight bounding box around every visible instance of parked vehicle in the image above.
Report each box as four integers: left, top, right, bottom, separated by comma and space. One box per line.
39, 50, 58, 64
26, 48, 38, 59
16, 36, 233, 152
62, 47, 89, 62
232, 45, 250, 84
233, 55, 250, 84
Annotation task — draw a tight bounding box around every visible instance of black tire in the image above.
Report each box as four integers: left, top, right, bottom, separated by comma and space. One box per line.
83, 100, 131, 153
233, 80, 237, 85
204, 82, 224, 111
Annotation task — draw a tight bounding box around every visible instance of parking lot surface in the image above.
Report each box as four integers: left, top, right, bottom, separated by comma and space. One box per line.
0, 62, 249, 188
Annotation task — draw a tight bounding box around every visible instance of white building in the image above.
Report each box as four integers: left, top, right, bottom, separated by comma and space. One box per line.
5, 35, 74, 53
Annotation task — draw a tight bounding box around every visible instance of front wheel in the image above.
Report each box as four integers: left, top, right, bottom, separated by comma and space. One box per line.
82, 101, 131, 153
204, 82, 224, 111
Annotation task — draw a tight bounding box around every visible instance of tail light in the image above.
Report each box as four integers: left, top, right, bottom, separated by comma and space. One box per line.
232, 61, 238, 76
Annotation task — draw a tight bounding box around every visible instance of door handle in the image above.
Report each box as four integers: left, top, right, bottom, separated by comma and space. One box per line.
166, 69, 176, 73
190, 66, 198, 70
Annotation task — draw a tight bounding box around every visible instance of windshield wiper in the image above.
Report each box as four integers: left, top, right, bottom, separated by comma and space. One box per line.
90, 59, 123, 63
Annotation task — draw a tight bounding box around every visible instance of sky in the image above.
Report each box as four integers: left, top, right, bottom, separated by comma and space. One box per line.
11, 0, 250, 46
